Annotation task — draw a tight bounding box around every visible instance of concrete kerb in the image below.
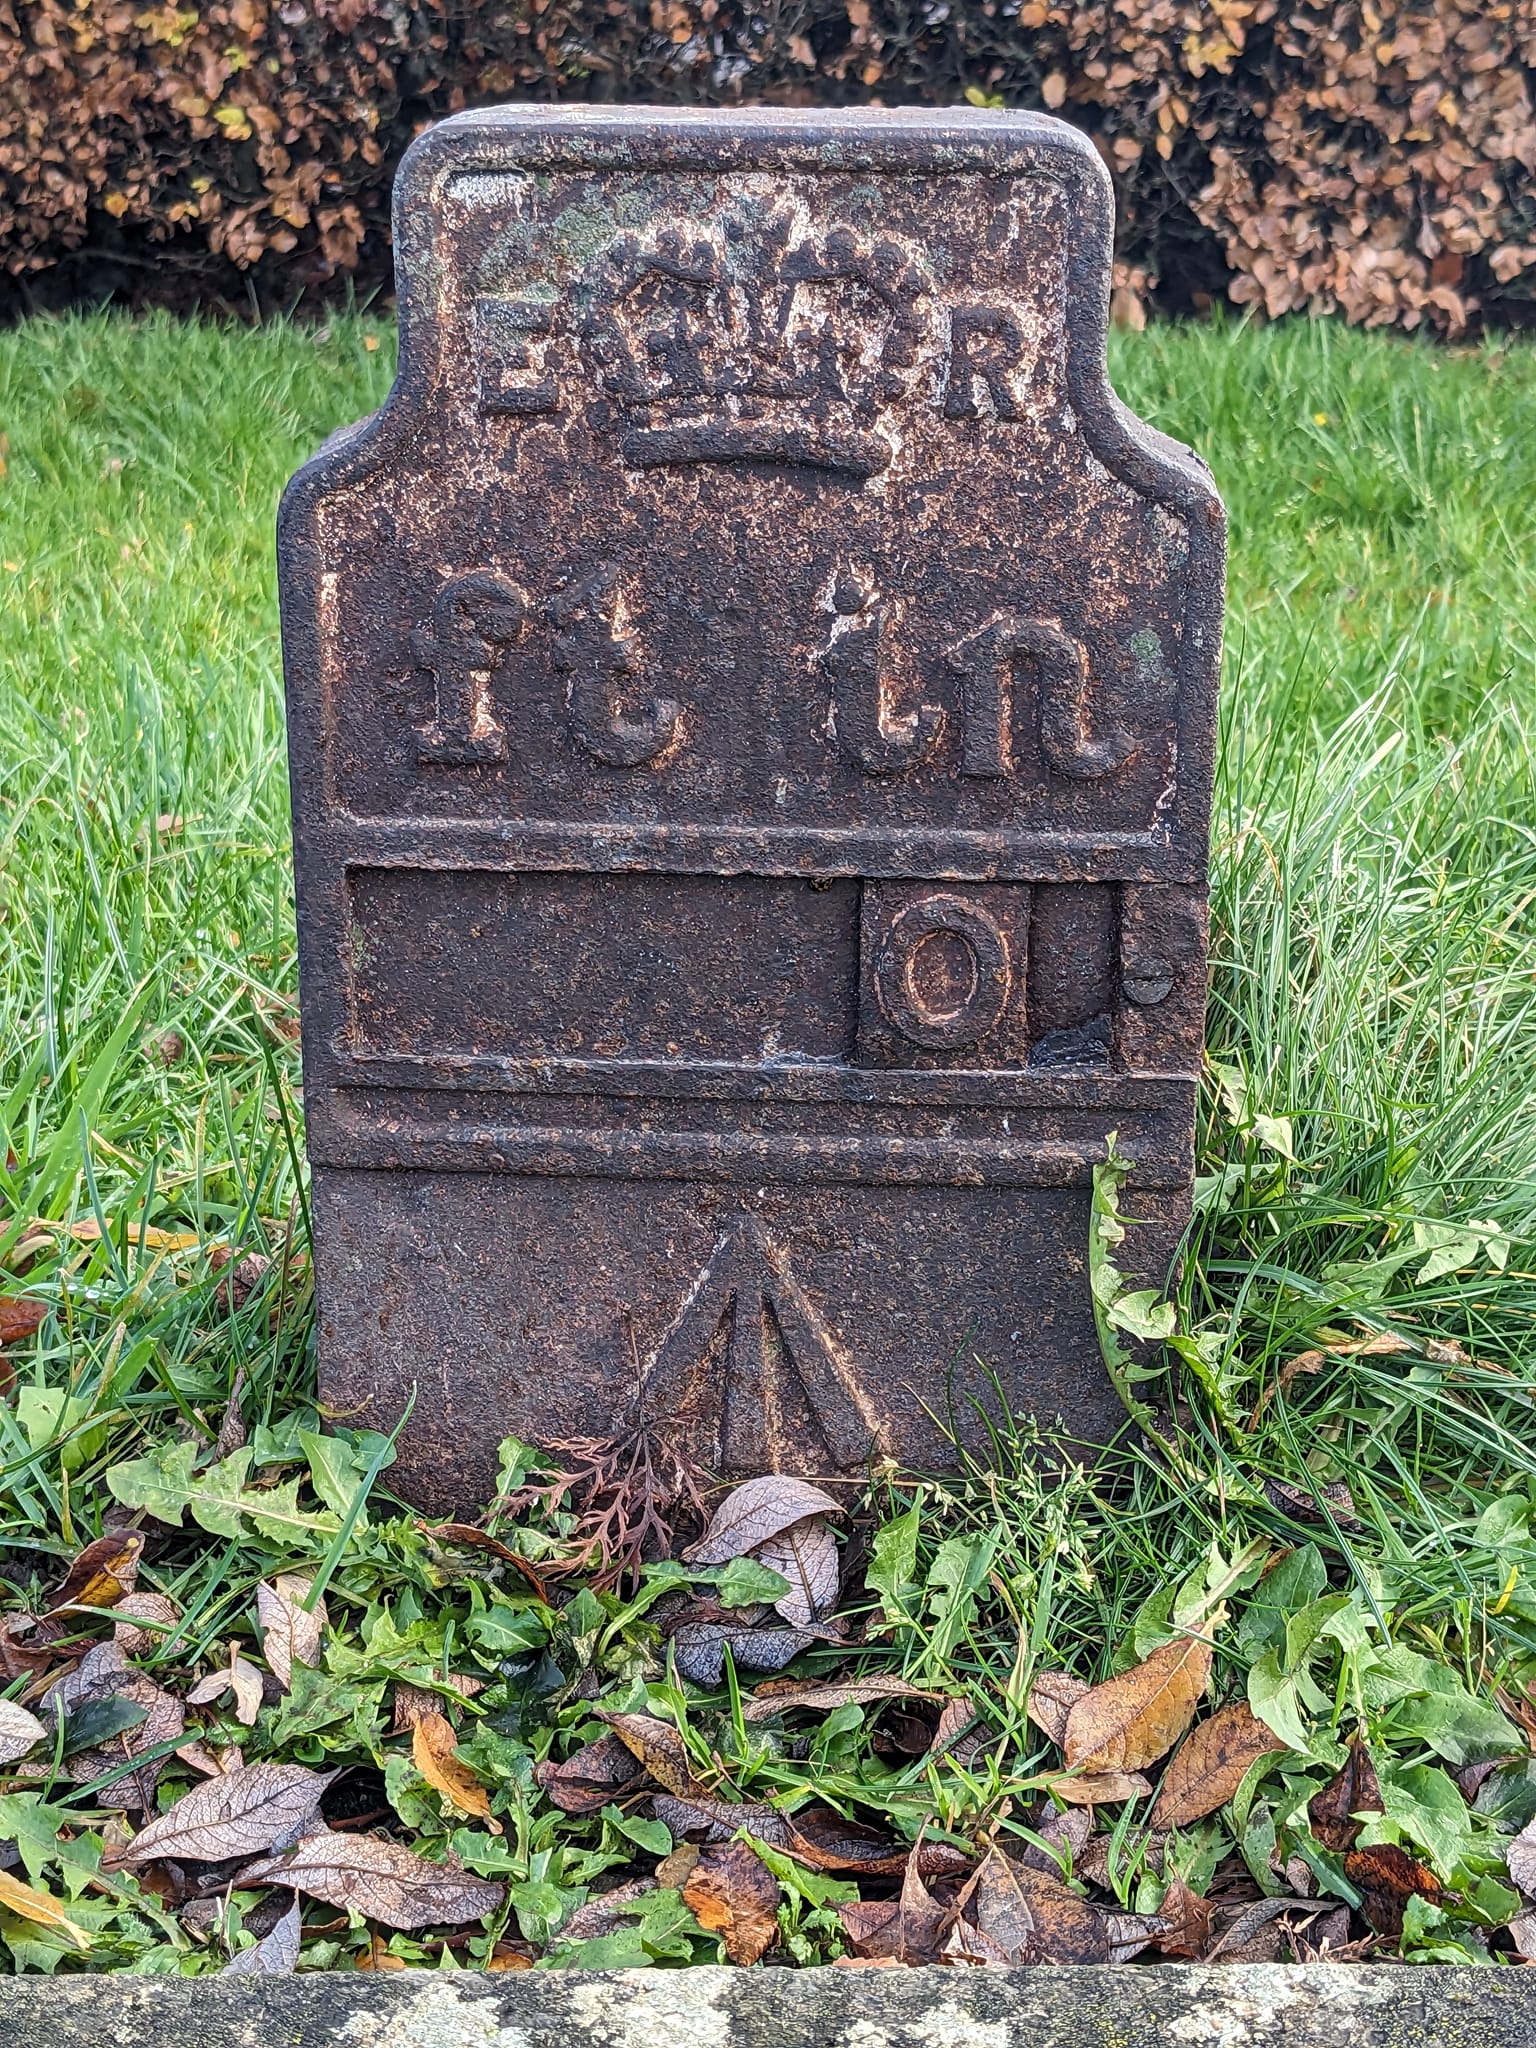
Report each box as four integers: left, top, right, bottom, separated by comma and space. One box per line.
0, 1964, 1527, 2048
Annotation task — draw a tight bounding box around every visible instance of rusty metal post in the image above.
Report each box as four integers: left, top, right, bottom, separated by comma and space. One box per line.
279, 106, 1225, 1510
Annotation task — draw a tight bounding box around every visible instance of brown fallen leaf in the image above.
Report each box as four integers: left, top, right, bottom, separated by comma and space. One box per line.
1043, 1769, 1153, 1807
1064, 1635, 1212, 1774
785, 1805, 971, 1878
930, 1697, 979, 1754
655, 1842, 701, 1889
117, 1761, 331, 1864
237, 1829, 505, 1930
1308, 1734, 1383, 1853
1105, 1909, 1173, 1962
1343, 1843, 1442, 1936
743, 1675, 948, 1722
0, 1869, 90, 1949
1016, 1803, 1092, 1873
1262, 1476, 1360, 1528
0, 1697, 46, 1764
752, 1515, 839, 1627
0, 1298, 47, 1348
175, 1738, 245, 1778
836, 1836, 948, 1964
422, 1523, 549, 1599
486, 1945, 536, 1971
390, 1675, 485, 1735
535, 1732, 647, 1814
682, 1839, 781, 1964
671, 1620, 818, 1687
600, 1711, 715, 1800
962, 1845, 1041, 1964
413, 1712, 500, 1830
112, 1591, 181, 1658
187, 1646, 265, 1728
256, 1574, 326, 1690
650, 1793, 790, 1846
557, 1878, 658, 1945
1152, 1872, 1214, 1958
990, 1849, 1110, 1964
354, 1936, 408, 1970
1026, 1670, 1090, 1745
63, 1218, 200, 1252
1206, 1894, 1318, 1962
1507, 1813, 1536, 1897
1149, 1701, 1289, 1829
222, 1894, 301, 1975
43, 1641, 184, 1811
47, 1530, 145, 1612
940, 1915, 1014, 1965
682, 1476, 844, 1566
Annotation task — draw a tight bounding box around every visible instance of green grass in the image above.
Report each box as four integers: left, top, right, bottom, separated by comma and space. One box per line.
0, 309, 1534, 1969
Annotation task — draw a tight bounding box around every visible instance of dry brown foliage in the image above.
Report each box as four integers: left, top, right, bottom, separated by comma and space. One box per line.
1, 1, 1532, 329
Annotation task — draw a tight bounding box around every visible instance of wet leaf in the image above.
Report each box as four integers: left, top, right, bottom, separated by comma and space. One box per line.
836, 1837, 947, 1963
256, 1573, 326, 1690
752, 1515, 839, 1627
964, 1844, 1041, 1963
0, 1869, 90, 1949
118, 1761, 330, 1864
1151, 1872, 1213, 1958
187, 1649, 265, 1728
1064, 1635, 1212, 1773
1342, 1843, 1442, 1935
43, 1640, 184, 1810
237, 1828, 505, 1929
682, 1839, 780, 1964
112, 1591, 181, 1658
1149, 1701, 1289, 1828
423, 1523, 549, 1599
650, 1793, 789, 1846
0, 1697, 46, 1763
535, 1732, 647, 1815
47, 1530, 145, 1611
1308, 1735, 1383, 1852
1043, 1768, 1153, 1806
1509, 1813, 1536, 1898
1262, 1476, 1360, 1528
601, 1711, 718, 1800
390, 1675, 485, 1734
671, 1620, 815, 1686
0, 1298, 47, 1346
556, 1877, 658, 1946
742, 1674, 947, 1722
1106, 1909, 1172, 1962
1026, 1669, 1090, 1744
412, 1711, 498, 1826
785, 1805, 970, 1878
682, 1476, 844, 1566
223, 1894, 301, 1975
990, 1850, 1110, 1963
1205, 1894, 1311, 1963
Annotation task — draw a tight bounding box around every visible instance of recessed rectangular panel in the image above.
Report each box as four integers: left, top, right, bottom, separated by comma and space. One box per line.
348, 868, 859, 1064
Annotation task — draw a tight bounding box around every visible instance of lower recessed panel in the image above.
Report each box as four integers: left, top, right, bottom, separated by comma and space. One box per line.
311, 1166, 1186, 1510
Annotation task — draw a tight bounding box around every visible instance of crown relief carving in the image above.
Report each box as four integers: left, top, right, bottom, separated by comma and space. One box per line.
472, 208, 1037, 468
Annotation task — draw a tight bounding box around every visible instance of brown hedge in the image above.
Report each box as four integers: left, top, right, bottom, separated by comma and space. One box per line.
2, 0, 1534, 332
